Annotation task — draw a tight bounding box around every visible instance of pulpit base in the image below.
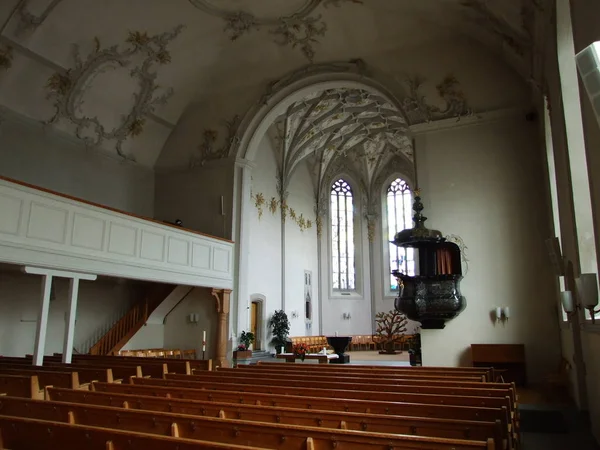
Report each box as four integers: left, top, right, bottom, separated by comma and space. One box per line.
329, 354, 350, 364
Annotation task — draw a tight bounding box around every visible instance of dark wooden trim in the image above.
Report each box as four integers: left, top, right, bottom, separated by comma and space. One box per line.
0, 175, 234, 244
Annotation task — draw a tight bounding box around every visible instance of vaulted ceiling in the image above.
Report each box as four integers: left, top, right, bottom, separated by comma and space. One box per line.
0, 0, 552, 168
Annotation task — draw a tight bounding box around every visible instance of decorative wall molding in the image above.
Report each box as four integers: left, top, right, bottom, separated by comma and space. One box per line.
188, 0, 362, 61
190, 115, 241, 168
0, 45, 13, 71
45, 27, 183, 161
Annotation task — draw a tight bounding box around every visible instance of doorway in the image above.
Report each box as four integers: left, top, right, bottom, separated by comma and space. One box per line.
250, 298, 263, 351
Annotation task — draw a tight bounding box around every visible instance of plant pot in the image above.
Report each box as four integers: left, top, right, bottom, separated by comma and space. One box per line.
233, 350, 252, 359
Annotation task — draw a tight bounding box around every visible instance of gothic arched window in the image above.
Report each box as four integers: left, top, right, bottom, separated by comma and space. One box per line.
331, 179, 355, 290
387, 177, 415, 290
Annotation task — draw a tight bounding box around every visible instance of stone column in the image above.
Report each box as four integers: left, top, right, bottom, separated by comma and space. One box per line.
212, 288, 232, 368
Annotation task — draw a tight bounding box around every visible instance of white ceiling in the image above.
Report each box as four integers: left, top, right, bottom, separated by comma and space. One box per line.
0, 0, 551, 168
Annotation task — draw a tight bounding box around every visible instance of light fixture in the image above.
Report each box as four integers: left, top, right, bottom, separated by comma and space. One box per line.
187, 313, 199, 324
494, 306, 510, 324
342, 312, 351, 320
291, 311, 299, 319
576, 273, 600, 324
560, 291, 578, 320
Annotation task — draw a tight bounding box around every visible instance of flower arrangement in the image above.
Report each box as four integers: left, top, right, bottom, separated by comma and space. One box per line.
237, 344, 247, 351
292, 343, 309, 361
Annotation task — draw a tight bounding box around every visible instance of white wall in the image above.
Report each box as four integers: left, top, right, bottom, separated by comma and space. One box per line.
416, 115, 561, 383
245, 134, 283, 348
284, 160, 319, 337
122, 324, 165, 351
0, 108, 154, 217
0, 268, 144, 356
163, 288, 218, 360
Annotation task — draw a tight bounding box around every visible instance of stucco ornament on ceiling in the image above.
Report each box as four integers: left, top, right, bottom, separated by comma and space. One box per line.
190, 115, 241, 168
401, 74, 475, 124
45, 26, 183, 161
188, 0, 362, 61
15, 0, 64, 34
0, 45, 13, 71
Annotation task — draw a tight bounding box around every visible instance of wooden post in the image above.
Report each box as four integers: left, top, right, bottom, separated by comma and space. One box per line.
32, 275, 53, 366
62, 278, 80, 364
212, 288, 232, 369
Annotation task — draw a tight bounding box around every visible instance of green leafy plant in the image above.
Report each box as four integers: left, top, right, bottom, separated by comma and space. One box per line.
238, 330, 255, 351
268, 309, 290, 353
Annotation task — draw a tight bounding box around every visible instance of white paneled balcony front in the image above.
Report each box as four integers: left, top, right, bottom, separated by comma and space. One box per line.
0, 177, 233, 289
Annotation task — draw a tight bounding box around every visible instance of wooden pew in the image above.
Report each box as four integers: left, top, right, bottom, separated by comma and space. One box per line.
0, 396, 496, 449
215, 367, 517, 402
91, 381, 512, 447
0, 367, 81, 390
0, 415, 262, 450
0, 374, 43, 399
53, 353, 213, 373
142, 375, 514, 414
0, 355, 143, 381
45, 355, 168, 378
0, 361, 113, 385
251, 362, 491, 381
180, 372, 516, 402
48, 387, 505, 449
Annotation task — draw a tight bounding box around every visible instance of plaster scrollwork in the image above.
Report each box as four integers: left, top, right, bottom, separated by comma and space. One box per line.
15, 0, 64, 34
401, 74, 475, 125
0, 45, 13, 71
188, 0, 362, 61
190, 115, 241, 168
45, 27, 183, 161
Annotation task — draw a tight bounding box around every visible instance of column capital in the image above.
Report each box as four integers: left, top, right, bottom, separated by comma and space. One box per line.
211, 288, 231, 315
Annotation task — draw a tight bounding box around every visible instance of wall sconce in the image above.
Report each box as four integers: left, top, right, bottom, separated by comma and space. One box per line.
342, 312, 351, 320
494, 306, 510, 324
576, 273, 600, 323
187, 313, 200, 324
560, 291, 578, 320
290, 311, 299, 319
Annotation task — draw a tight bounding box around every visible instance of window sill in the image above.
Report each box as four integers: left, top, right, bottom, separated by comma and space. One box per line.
582, 322, 600, 334
330, 291, 363, 300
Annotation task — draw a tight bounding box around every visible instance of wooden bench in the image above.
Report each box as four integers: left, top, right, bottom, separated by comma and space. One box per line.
276, 353, 338, 363
215, 367, 516, 401
0, 367, 81, 390
0, 415, 261, 450
0, 374, 43, 399
46, 356, 170, 378
48, 386, 505, 449
184, 371, 516, 402
0, 361, 113, 385
0, 396, 496, 449
252, 362, 491, 382
92, 380, 512, 448
149, 375, 513, 414
53, 353, 213, 373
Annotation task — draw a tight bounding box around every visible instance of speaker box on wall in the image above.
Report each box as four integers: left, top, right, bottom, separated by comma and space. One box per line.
576, 42, 600, 125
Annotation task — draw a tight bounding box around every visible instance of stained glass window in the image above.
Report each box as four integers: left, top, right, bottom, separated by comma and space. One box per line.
387, 178, 415, 290
331, 179, 355, 290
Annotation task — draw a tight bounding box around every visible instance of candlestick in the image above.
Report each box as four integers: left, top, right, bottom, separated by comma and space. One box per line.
202, 330, 206, 352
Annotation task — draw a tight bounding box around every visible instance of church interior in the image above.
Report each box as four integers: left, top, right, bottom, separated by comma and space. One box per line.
1, 0, 600, 448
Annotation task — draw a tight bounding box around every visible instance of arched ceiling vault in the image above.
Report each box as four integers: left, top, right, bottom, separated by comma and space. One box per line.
0, 0, 552, 168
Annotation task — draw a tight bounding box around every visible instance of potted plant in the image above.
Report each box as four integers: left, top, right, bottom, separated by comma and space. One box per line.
268, 309, 290, 354
233, 331, 255, 360
292, 342, 309, 361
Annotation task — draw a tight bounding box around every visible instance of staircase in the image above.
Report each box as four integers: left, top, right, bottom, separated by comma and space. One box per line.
89, 284, 174, 356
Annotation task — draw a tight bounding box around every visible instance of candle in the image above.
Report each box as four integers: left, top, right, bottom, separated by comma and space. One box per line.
202, 330, 206, 352
335, 331, 338, 337
281, 346, 285, 354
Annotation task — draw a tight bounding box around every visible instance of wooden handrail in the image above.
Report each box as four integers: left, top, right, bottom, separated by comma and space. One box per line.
89, 285, 174, 356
